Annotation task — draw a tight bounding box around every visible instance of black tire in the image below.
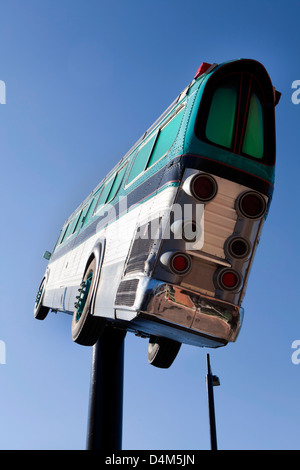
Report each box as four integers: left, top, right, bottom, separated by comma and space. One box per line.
72, 258, 105, 346
148, 336, 181, 368
34, 278, 50, 320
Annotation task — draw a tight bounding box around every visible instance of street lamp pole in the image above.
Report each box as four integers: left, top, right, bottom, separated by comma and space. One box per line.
206, 353, 220, 451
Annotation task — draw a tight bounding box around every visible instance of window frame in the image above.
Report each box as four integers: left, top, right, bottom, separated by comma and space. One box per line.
81, 197, 97, 228
204, 75, 239, 151
125, 104, 185, 188
195, 68, 275, 166
145, 105, 185, 170
59, 223, 70, 245
94, 162, 128, 215
71, 209, 84, 235
125, 132, 159, 187
240, 82, 265, 160
93, 178, 114, 215
105, 162, 128, 204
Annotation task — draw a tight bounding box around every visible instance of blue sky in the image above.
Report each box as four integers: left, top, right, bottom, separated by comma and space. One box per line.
0, 0, 299, 450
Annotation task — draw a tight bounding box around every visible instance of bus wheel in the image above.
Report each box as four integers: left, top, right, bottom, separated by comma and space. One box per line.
148, 336, 181, 368
34, 278, 49, 320
72, 258, 105, 346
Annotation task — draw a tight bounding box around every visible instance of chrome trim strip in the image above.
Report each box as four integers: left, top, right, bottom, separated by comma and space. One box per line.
187, 250, 232, 267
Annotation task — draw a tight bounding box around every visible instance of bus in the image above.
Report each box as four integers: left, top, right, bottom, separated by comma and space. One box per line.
34, 59, 280, 368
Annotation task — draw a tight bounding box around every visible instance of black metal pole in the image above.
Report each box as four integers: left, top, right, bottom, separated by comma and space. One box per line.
206, 353, 218, 451
87, 326, 126, 450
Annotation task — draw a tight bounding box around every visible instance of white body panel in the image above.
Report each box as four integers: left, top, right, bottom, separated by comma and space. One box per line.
44, 185, 178, 318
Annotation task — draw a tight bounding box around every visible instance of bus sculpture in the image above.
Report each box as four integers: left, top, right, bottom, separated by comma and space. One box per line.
34, 59, 280, 368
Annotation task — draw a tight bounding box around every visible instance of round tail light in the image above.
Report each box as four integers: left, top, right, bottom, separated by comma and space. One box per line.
170, 253, 191, 275
190, 174, 218, 202
160, 251, 192, 275
225, 236, 251, 260
237, 191, 266, 220
215, 268, 242, 291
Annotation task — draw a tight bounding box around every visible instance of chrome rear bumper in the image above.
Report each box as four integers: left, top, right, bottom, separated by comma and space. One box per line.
139, 280, 243, 345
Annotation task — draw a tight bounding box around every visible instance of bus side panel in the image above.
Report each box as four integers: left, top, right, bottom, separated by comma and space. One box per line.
94, 185, 179, 319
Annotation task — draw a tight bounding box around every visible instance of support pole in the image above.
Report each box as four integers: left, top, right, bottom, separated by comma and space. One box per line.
206, 353, 219, 451
87, 326, 126, 450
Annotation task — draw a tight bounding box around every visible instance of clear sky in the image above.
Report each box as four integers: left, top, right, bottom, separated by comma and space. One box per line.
0, 0, 299, 450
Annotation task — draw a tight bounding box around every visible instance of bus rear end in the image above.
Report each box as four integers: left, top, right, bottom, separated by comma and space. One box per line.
121, 59, 279, 363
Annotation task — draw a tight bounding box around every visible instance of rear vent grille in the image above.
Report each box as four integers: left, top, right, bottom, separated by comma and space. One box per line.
202, 179, 239, 259
125, 221, 157, 274
115, 279, 139, 306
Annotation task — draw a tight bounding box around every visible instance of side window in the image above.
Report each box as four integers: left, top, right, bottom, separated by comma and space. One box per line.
72, 210, 83, 234
106, 164, 127, 203
60, 223, 70, 244
92, 188, 102, 216
127, 134, 157, 185
94, 164, 127, 213
146, 108, 184, 169
126, 107, 184, 185
205, 82, 238, 149
59, 207, 88, 244
95, 179, 114, 213
82, 197, 96, 227
242, 93, 264, 159
75, 206, 88, 230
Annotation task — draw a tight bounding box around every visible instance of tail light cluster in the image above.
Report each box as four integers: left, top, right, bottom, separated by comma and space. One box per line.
160, 173, 267, 293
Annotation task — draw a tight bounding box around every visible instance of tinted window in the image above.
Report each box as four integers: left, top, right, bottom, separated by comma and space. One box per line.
205, 84, 237, 149
94, 165, 127, 213
60, 223, 70, 244
106, 164, 127, 203
95, 179, 114, 213
127, 134, 157, 185
127, 107, 184, 185
82, 198, 95, 227
147, 108, 184, 168
242, 93, 264, 159
72, 210, 83, 234
195, 68, 276, 164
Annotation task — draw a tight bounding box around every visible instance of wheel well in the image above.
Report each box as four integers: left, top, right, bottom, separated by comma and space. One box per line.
81, 241, 105, 315
84, 240, 105, 276
84, 253, 96, 277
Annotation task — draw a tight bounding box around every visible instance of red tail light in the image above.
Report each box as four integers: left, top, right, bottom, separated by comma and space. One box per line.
237, 191, 266, 220
160, 251, 192, 275
171, 254, 189, 273
222, 271, 238, 288
215, 268, 242, 291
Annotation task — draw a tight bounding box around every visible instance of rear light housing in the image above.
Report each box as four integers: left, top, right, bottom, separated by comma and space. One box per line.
215, 268, 242, 291
183, 173, 218, 203
160, 251, 192, 275
237, 191, 267, 220
225, 236, 251, 260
